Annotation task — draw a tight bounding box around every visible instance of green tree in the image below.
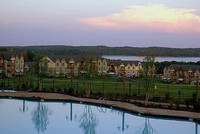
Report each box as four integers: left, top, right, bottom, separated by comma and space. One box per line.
140, 54, 156, 106
32, 55, 48, 90
0, 47, 8, 51
81, 56, 97, 80
80, 56, 97, 96
27, 51, 35, 62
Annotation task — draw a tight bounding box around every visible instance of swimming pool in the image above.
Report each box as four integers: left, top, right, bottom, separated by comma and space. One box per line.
0, 99, 199, 134
0, 89, 26, 92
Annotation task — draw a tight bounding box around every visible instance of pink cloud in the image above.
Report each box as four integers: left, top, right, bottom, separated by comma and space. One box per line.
1, 20, 10, 26
79, 4, 200, 34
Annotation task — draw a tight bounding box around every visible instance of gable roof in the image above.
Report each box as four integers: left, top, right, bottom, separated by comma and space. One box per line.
107, 59, 140, 66
169, 64, 200, 72
25, 62, 35, 68
0, 51, 15, 60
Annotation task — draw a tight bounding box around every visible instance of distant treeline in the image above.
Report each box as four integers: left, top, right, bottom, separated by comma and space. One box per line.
3, 45, 200, 57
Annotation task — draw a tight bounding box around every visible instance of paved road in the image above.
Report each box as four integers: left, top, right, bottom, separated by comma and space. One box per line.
109, 74, 141, 84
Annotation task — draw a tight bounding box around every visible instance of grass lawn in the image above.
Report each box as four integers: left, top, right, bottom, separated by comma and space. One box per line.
0, 76, 199, 99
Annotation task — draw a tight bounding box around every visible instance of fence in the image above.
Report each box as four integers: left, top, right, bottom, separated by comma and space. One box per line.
0, 77, 199, 99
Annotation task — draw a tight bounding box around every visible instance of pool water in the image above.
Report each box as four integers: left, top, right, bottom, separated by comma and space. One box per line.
0, 89, 25, 92
0, 99, 199, 134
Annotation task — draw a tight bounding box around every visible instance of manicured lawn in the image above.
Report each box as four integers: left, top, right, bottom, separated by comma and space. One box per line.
0, 76, 199, 99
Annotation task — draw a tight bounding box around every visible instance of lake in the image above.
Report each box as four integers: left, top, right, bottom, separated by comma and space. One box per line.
102, 55, 200, 62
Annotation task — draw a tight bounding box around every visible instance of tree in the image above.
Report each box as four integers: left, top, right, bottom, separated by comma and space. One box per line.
0, 47, 8, 51
80, 56, 98, 96
81, 56, 97, 80
21, 51, 29, 62
140, 54, 156, 106
32, 55, 48, 90
27, 51, 35, 62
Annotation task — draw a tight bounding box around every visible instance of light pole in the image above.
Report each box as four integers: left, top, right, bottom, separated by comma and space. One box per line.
196, 75, 199, 102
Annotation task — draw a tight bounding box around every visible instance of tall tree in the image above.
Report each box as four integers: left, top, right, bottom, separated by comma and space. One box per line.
32, 55, 48, 90
27, 51, 35, 62
80, 56, 97, 96
81, 56, 97, 80
140, 54, 156, 106
21, 51, 29, 62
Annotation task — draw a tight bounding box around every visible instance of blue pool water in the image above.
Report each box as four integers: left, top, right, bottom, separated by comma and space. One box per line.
0, 99, 199, 134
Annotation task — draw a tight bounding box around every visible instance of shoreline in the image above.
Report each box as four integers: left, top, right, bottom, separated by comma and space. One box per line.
0, 92, 200, 123
102, 55, 200, 58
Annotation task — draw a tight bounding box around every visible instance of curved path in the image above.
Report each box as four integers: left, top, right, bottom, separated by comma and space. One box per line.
0, 92, 200, 123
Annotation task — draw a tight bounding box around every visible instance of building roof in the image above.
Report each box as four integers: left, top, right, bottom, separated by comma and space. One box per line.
0, 51, 15, 60
47, 55, 87, 63
25, 62, 35, 68
0, 51, 23, 60
107, 59, 140, 66
169, 64, 200, 72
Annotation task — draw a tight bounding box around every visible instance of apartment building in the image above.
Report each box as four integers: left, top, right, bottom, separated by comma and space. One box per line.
0, 52, 24, 77
163, 64, 200, 84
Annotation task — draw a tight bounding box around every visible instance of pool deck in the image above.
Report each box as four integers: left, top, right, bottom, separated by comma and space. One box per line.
0, 92, 200, 123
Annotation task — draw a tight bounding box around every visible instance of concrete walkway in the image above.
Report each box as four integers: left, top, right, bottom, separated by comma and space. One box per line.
0, 92, 200, 123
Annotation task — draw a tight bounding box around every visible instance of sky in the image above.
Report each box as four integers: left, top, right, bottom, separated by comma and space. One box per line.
0, 0, 200, 48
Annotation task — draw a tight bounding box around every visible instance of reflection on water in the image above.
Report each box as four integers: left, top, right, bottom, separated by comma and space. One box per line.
79, 106, 98, 134
32, 102, 52, 133
0, 99, 199, 134
136, 118, 155, 134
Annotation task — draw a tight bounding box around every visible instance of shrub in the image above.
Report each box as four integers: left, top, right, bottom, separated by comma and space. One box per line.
175, 99, 180, 109
169, 100, 173, 109
68, 87, 74, 94
165, 91, 170, 100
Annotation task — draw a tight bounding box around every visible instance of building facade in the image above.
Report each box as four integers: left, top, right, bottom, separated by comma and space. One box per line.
0, 52, 25, 77
163, 64, 200, 84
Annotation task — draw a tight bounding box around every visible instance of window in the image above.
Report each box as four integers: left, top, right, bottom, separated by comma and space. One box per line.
128, 67, 130, 69
99, 62, 100, 65
63, 63, 64, 66
103, 62, 105, 65
57, 63, 59, 66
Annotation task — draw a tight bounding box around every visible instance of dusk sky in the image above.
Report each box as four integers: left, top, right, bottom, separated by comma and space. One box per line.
0, 0, 200, 48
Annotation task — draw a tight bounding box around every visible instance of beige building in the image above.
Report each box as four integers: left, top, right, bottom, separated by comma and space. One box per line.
40, 55, 144, 78
0, 52, 25, 77
97, 58, 108, 76
106, 60, 142, 77
41, 55, 86, 77
163, 64, 200, 84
